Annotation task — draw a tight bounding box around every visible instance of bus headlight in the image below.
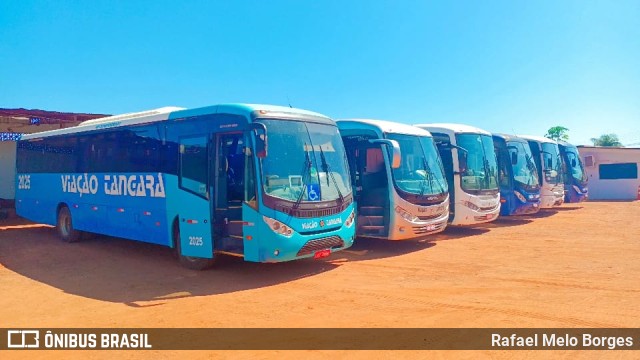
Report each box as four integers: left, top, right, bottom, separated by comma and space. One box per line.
514, 191, 527, 203
262, 216, 294, 238
345, 209, 356, 228
395, 206, 418, 222
461, 200, 480, 211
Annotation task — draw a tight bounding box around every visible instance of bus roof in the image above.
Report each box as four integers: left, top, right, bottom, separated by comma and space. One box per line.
556, 140, 578, 149
492, 133, 529, 143
414, 123, 492, 136
337, 119, 433, 137
517, 135, 558, 144
21, 104, 331, 140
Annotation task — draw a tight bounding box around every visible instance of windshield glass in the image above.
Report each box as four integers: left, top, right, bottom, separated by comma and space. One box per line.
564, 146, 586, 184
385, 133, 448, 196
541, 142, 562, 184
508, 141, 540, 190
455, 134, 499, 192
260, 119, 352, 203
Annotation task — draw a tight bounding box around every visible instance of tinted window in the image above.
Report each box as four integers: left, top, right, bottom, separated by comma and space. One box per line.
180, 136, 209, 197
17, 137, 78, 173
599, 163, 638, 180
16, 126, 177, 174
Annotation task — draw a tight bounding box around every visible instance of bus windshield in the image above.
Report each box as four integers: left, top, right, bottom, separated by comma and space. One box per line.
564, 146, 587, 185
260, 119, 352, 203
455, 133, 499, 193
385, 133, 448, 197
541, 142, 562, 184
508, 141, 540, 191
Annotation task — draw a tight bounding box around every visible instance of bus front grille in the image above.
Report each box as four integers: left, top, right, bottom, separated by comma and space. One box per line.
417, 213, 442, 221
480, 204, 500, 212
412, 222, 446, 235
296, 236, 344, 257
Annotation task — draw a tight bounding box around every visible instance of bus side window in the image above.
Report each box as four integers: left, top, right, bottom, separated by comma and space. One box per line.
179, 136, 209, 198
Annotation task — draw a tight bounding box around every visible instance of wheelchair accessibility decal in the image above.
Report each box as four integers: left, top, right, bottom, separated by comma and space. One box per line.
307, 183, 321, 201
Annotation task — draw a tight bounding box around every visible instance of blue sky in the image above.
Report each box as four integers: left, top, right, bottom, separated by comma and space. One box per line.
1, 0, 639, 145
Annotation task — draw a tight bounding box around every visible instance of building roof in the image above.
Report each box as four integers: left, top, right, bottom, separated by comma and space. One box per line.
578, 145, 640, 151
0, 108, 109, 124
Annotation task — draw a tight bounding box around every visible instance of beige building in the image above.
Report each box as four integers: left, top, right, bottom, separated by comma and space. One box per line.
578, 145, 640, 200
0, 109, 108, 203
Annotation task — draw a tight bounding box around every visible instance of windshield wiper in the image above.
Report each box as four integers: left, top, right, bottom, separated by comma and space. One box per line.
318, 145, 344, 203
524, 153, 535, 186
421, 157, 445, 196
482, 155, 492, 189
293, 144, 313, 210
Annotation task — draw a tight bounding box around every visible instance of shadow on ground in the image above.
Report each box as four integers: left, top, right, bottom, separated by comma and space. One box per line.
0, 222, 340, 306
336, 224, 491, 263
521, 209, 559, 219
477, 217, 533, 229
554, 206, 583, 211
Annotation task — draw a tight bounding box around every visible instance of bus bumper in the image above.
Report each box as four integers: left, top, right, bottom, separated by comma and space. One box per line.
389, 211, 449, 240
259, 232, 355, 263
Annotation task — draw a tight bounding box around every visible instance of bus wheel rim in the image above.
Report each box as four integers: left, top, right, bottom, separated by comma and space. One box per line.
62, 213, 70, 237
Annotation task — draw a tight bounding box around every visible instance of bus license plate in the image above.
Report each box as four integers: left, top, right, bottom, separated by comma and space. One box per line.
314, 249, 331, 259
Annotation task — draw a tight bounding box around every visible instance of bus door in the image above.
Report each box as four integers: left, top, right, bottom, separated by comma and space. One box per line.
213, 132, 245, 255
494, 139, 513, 193
177, 135, 214, 259
343, 136, 389, 237
431, 133, 456, 220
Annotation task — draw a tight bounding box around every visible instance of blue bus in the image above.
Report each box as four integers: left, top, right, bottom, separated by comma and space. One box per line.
338, 119, 449, 240
558, 140, 588, 203
492, 134, 541, 216
518, 135, 565, 208
15, 104, 356, 269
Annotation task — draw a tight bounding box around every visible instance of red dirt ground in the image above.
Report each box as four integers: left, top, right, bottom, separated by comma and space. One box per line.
1, 201, 638, 359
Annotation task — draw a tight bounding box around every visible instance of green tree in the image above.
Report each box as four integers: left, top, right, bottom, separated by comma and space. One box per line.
544, 126, 570, 141
590, 134, 623, 147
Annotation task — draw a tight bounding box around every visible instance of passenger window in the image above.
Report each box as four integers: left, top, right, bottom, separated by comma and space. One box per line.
180, 136, 209, 197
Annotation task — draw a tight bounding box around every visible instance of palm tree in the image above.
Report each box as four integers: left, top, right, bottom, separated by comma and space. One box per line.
590, 134, 623, 147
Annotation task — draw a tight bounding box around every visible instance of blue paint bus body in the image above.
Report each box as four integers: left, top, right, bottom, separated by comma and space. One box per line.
492, 134, 541, 216
15, 104, 355, 268
558, 141, 589, 203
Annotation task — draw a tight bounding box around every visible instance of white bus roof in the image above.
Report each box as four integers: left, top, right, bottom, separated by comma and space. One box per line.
414, 123, 492, 136
337, 119, 433, 137
21, 104, 331, 140
518, 135, 558, 144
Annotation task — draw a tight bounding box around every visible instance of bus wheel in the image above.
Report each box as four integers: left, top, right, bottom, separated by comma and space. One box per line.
57, 206, 82, 243
173, 223, 215, 270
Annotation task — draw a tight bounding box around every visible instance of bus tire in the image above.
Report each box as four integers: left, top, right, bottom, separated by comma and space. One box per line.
173, 222, 215, 270
56, 206, 82, 243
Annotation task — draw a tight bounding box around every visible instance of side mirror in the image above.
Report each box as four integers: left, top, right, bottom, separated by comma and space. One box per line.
369, 139, 401, 169
249, 123, 267, 158
511, 152, 518, 165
